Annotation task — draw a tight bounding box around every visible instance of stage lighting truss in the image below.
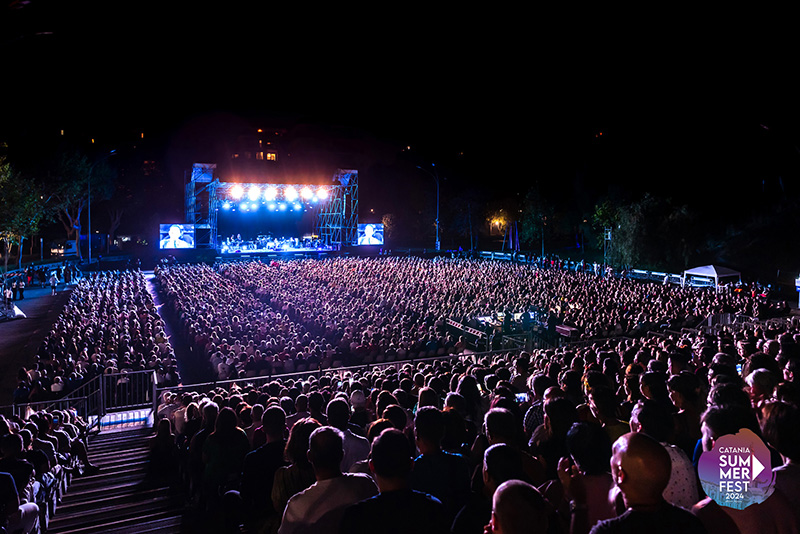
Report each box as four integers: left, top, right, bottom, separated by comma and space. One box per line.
219, 183, 330, 209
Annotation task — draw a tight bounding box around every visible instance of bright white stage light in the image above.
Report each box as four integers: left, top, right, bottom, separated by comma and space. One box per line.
293, 203, 302, 211
239, 202, 249, 211
222, 201, 231, 210
248, 185, 260, 201
317, 187, 329, 200
231, 185, 245, 200
300, 186, 313, 200
251, 202, 258, 210
268, 203, 277, 211
264, 186, 278, 201
278, 203, 287, 211
284, 186, 298, 201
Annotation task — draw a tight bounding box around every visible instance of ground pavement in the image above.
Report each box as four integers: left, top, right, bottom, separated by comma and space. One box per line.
0, 281, 73, 403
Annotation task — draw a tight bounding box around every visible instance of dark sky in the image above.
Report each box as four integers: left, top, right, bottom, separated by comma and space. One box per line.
4, 2, 800, 211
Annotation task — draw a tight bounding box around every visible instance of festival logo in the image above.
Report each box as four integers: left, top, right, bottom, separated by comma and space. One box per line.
697, 428, 776, 510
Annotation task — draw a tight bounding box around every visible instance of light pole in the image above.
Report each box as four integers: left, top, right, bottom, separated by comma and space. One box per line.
416, 164, 440, 251
87, 150, 116, 266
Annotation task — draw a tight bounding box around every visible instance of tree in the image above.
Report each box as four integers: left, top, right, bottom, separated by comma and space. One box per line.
0, 158, 50, 272
519, 186, 553, 256
50, 151, 115, 261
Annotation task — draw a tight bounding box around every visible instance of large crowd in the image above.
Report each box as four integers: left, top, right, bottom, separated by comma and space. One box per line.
12, 270, 179, 405
135, 257, 800, 534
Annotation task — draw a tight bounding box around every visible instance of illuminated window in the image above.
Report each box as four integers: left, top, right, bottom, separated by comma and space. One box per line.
266, 152, 277, 161
256, 152, 264, 160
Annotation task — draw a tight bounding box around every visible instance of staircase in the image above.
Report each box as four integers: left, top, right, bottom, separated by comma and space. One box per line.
47, 426, 187, 534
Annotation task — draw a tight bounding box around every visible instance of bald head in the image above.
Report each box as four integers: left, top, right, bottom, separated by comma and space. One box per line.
491, 479, 548, 534
611, 432, 671, 505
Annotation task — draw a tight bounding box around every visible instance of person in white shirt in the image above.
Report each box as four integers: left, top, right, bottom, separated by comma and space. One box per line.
278, 426, 378, 534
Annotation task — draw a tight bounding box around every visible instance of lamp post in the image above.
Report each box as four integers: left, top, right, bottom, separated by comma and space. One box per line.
416, 164, 440, 251
87, 150, 116, 266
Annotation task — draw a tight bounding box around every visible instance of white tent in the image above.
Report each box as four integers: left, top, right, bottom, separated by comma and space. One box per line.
682, 265, 741, 289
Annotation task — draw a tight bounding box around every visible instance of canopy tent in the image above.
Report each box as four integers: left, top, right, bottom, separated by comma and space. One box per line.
682, 265, 741, 288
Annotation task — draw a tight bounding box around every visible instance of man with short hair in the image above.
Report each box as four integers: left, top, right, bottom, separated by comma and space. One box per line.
279, 426, 377, 534
339, 428, 448, 534
410, 406, 471, 524
326, 398, 370, 472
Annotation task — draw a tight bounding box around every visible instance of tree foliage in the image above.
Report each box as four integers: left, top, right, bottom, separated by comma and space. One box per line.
49, 151, 115, 260
592, 193, 697, 271
0, 157, 50, 271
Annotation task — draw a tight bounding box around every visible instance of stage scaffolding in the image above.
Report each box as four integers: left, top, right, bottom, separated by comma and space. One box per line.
184, 164, 358, 250
317, 169, 359, 248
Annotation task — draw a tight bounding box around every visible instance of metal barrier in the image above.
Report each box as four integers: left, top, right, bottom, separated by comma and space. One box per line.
152, 348, 522, 411
1, 370, 157, 431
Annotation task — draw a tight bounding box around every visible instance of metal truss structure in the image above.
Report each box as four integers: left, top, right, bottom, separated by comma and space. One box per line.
184, 165, 358, 250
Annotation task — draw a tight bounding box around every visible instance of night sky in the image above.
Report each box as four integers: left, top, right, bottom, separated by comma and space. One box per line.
4, 3, 800, 240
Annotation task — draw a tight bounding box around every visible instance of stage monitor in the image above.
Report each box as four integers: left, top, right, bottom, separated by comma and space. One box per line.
356, 223, 384, 245
159, 224, 195, 249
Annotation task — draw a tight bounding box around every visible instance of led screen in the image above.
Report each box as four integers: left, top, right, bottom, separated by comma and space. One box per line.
159, 224, 195, 249
356, 223, 384, 245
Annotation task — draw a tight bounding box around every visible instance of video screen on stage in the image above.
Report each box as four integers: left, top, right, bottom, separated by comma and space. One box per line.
159, 224, 195, 249
356, 223, 384, 245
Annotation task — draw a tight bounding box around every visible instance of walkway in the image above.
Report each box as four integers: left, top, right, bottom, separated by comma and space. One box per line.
143, 271, 214, 385
0, 281, 73, 400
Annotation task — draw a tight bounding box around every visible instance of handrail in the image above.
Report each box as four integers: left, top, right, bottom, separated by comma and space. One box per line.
152, 348, 523, 411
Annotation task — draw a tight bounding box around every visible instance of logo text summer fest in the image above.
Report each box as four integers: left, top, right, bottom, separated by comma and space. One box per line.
698, 428, 776, 510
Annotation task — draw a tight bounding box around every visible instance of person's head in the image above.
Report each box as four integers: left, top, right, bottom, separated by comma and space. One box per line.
262, 405, 286, 440
325, 398, 351, 430
543, 397, 577, 438
156, 417, 173, 438
745, 369, 778, 405
566, 422, 612, 476
484, 407, 520, 446
489, 480, 549, 534
629, 399, 673, 443
0, 432, 24, 458
610, 432, 672, 507
760, 401, 800, 463
214, 407, 238, 433
414, 406, 444, 451
285, 417, 321, 465
483, 444, 526, 493
308, 426, 345, 476
382, 404, 407, 431
168, 224, 182, 239
700, 404, 760, 452
370, 428, 413, 484
588, 386, 619, 422
667, 372, 701, 409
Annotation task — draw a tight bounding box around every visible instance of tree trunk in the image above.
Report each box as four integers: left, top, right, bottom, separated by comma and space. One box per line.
17, 236, 24, 271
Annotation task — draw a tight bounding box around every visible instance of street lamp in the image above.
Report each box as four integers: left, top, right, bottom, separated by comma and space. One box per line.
416, 164, 440, 251
88, 150, 116, 266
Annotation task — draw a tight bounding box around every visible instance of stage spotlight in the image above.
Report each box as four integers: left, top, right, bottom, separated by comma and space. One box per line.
300, 186, 313, 200
251, 202, 258, 210
268, 203, 277, 211
284, 186, 298, 201
231, 185, 245, 200
239, 202, 249, 211
222, 201, 231, 210
317, 187, 329, 200
278, 203, 288, 211
264, 186, 278, 201
293, 203, 302, 211
248, 185, 260, 201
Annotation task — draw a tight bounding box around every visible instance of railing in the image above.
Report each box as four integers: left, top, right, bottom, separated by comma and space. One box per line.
1, 370, 157, 431
152, 348, 523, 413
